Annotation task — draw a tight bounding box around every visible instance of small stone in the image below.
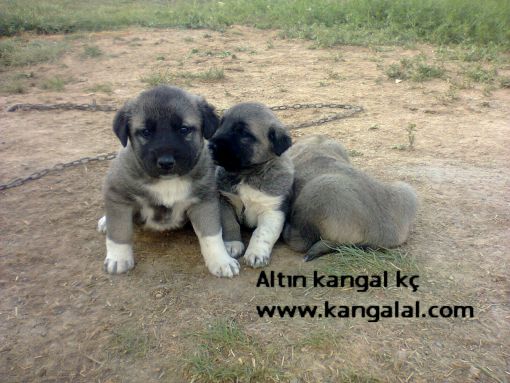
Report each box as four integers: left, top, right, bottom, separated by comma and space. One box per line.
155, 293, 163, 299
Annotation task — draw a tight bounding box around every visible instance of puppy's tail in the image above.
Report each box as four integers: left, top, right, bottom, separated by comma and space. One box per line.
304, 241, 374, 262
304, 240, 339, 262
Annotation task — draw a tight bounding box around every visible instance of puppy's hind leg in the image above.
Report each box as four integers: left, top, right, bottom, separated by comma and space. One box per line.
304, 240, 338, 262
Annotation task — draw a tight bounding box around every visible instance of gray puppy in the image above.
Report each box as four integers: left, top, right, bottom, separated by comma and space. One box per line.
283, 135, 418, 261
208, 103, 294, 268
97, 85, 240, 277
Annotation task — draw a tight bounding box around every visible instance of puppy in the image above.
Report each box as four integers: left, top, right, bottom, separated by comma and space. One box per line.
208, 103, 293, 268
97, 85, 239, 277
283, 135, 418, 261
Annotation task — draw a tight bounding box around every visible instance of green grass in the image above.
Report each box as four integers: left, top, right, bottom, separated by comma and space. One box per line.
184, 319, 282, 382
82, 44, 103, 58
39, 75, 70, 91
464, 64, 498, 84
109, 325, 156, 358
0, 38, 68, 68
141, 67, 225, 86
1, 0, 509, 49
317, 244, 418, 277
87, 82, 113, 94
386, 54, 445, 82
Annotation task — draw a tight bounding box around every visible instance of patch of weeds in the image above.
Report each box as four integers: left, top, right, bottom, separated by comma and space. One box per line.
184, 319, 282, 383
368, 124, 379, 130
437, 44, 502, 63
318, 244, 418, 277
183, 37, 195, 43
333, 53, 345, 62
109, 325, 156, 358
156, 55, 165, 61
266, 39, 274, 49
87, 82, 113, 94
438, 84, 460, 104
348, 149, 364, 157
0, 38, 68, 68
190, 47, 200, 54
39, 76, 71, 91
464, 65, 497, 84
386, 55, 445, 82
203, 33, 212, 39
318, 81, 328, 87
141, 70, 174, 86
500, 76, 510, 88
0, 77, 27, 94
392, 123, 416, 151
217, 50, 232, 58
141, 67, 225, 87
406, 123, 416, 150
82, 44, 103, 58
327, 71, 345, 81
298, 329, 341, 350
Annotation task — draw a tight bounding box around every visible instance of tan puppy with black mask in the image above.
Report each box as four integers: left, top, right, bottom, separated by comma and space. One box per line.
97, 85, 240, 277
208, 103, 294, 268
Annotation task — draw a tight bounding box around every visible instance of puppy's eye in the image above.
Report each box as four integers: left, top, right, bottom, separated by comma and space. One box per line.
179, 126, 193, 135
140, 128, 153, 138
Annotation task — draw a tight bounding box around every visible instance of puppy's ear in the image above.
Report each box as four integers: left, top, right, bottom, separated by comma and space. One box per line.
198, 98, 219, 139
268, 125, 292, 156
113, 104, 131, 147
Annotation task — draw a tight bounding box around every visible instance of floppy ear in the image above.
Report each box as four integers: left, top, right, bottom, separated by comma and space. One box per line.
113, 105, 131, 147
268, 125, 292, 156
198, 99, 219, 139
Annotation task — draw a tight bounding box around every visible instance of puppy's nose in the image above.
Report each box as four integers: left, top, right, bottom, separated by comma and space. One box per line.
157, 155, 175, 170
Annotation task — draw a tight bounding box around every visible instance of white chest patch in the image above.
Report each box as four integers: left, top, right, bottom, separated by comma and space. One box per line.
146, 177, 193, 206
138, 177, 197, 231
237, 184, 283, 228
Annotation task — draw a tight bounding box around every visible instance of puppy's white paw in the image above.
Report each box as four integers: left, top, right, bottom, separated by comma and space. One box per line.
206, 255, 240, 278
104, 238, 134, 274
97, 216, 107, 234
225, 241, 245, 259
244, 247, 271, 268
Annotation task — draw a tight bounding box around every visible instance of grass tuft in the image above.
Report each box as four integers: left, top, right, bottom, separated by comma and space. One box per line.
82, 44, 103, 58
184, 319, 282, 382
141, 67, 225, 87
39, 75, 71, 91
87, 82, 113, 94
318, 244, 418, 277
110, 325, 156, 358
386, 55, 445, 82
464, 65, 497, 84
0, 38, 68, 68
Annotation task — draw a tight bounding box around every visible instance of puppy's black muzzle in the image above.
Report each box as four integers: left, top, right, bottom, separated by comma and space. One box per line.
157, 155, 175, 171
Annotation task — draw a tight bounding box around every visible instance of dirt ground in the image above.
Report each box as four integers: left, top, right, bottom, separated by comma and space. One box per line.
1, 26, 509, 382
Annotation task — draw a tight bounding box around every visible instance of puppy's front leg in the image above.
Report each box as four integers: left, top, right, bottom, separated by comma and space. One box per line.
188, 200, 240, 278
103, 199, 135, 274
244, 210, 285, 268
220, 197, 245, 259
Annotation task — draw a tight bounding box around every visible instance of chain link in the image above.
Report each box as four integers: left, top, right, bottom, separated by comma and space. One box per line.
2, 102, 363, 191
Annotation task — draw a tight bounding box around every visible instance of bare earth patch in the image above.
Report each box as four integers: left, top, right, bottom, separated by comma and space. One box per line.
1, 27, 509, 382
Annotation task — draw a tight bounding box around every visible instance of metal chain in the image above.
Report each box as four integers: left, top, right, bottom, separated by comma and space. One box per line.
268, 102, 363, 130
0, 152, 117, 191
1, 102, 363, 191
